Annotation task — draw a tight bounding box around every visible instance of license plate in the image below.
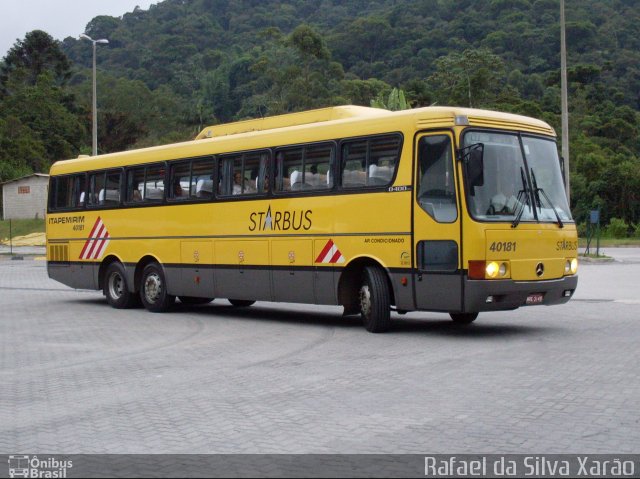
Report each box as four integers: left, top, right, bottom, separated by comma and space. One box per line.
526, 293, 544, 305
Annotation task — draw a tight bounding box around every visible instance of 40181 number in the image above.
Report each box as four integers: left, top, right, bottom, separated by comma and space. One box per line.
489, 241, 517, 252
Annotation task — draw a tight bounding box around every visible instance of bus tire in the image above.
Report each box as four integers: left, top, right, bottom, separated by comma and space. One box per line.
104, 262, 139, 309
450, 312, 478, 324
228, 299, 255, 307
359, 265, 391, 333
179, 296, 214, 305
140, 262, 175, 312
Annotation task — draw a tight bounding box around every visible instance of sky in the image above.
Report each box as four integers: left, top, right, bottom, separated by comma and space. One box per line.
0, 0, 159, 58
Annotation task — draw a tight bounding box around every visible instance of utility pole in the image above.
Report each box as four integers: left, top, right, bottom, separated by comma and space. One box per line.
560, 0, 570, 203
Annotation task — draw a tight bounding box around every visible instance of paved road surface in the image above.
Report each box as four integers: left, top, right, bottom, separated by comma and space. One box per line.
1, 250, 638, 454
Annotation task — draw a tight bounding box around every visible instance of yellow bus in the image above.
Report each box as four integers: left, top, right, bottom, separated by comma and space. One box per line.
46, 105, 578, 332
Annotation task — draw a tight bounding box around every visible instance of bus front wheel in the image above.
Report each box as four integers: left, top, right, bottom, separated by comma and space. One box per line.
450, 312, 478, 324
104, 262, 139, 309
359, 266, 391, 333
140, 262, 175, 312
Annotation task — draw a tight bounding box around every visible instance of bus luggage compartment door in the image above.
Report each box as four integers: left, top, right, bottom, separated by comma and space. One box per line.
271, 239, 316, 304
214, 240, 271, 301
180, 241, 214, 298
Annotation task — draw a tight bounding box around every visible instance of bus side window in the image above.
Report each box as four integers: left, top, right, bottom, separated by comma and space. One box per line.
103, 171, 122, 206
304, 144, 333, 190
190, 157, 215, 199
126, 165, 163, 203
75, 175, 87, 208
275, 148, 302, 192
341, 141, 367, 188
218, 157, 236, 196
276, 145, 332, 192
341, 136, 400, 188
169, 161, 190, 201
127, 168, 145, 203
87, 172, 106, 207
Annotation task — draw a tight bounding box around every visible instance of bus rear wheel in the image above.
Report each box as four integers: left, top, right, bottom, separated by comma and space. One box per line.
359, 266, 391, 333
450, 312, 478, 324
104, 262, 139, 309
228, 299, 255, 307
140, 262, 175, 312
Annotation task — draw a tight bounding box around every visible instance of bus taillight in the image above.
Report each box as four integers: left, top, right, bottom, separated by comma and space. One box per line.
469, 261, 487, 279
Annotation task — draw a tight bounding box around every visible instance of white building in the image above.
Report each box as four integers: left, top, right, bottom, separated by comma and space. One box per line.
1, 173, 49, 220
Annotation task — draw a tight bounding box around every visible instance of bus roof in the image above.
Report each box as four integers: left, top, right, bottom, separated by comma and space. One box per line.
194, 105, 554, 139
195, 105, 391, 139
51, 105, 555, 175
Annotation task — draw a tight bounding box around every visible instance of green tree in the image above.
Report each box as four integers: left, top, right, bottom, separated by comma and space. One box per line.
2, 72, 84, 164
428, 48, 506, 108
0, 116, 43, 182
1, 30, 71, 94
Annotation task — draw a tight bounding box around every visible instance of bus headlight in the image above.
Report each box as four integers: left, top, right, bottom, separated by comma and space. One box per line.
469, 260, 510, 279
565, 258, 578, 275
486, 261, 509, 279
486, 262, 499, 278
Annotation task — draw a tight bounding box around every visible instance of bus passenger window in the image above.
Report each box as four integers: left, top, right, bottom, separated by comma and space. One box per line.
276, 144, 333, 192
126, 165, 163, 203
169, 162, 190, 201
75, 175, 87, 208
417, 135, 457, 223
305, 144, 333, 190
51, 176, 73, 210
341, 136, 400, 188
104, 171, 122, 206
87, 173, 106, 207
50, 174, 88, 210
190, 157, 215, 199
275, 148, 303, 192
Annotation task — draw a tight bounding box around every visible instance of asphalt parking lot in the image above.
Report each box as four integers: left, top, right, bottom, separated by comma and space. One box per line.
1, 250, 639, 454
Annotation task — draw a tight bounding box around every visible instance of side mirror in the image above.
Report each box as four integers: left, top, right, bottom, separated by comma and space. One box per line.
466, 145, 484, 189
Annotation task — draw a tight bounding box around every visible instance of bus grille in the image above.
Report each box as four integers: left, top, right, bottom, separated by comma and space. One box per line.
49, 243, 69, 263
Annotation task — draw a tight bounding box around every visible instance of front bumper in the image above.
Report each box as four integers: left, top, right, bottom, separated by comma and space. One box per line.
464, 274, 579, 312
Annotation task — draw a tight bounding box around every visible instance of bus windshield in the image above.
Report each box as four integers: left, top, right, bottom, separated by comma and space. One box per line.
462, 131, 572, 224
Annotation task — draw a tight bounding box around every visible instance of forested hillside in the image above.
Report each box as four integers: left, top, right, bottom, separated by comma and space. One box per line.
1, 0, 639, 229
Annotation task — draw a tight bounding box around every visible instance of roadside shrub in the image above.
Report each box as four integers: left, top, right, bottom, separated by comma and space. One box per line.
576, 223, 588, 237
604, 217, 629, 238
633, 223, 640, 238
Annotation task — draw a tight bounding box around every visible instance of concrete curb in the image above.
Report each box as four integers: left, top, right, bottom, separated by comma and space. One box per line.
578, 255, 615, 263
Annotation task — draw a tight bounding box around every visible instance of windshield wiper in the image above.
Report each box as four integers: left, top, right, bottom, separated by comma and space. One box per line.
530, 168, 564, 228
511, 167, 531, 228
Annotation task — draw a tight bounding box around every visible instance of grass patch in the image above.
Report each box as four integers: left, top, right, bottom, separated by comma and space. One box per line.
0, 219, 45, 240
579, 252, 612, 259
578, 237, 640, 247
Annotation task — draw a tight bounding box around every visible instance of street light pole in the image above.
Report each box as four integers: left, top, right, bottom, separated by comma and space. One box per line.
560, 0, 570, 203
79, 34, 109, 156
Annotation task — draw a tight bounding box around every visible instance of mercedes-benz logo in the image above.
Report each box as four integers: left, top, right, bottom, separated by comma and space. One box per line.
536, 262, 545, 277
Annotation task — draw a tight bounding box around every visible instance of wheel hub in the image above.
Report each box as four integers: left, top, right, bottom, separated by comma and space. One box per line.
359, 284, 371, 318
108, 272, 124, 299
144, 273, 162, 303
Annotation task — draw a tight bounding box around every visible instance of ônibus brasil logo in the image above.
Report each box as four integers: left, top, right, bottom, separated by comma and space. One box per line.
7, 455, 73, 478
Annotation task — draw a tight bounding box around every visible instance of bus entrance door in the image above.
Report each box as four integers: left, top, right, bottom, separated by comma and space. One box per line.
413, 132, 462, 312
